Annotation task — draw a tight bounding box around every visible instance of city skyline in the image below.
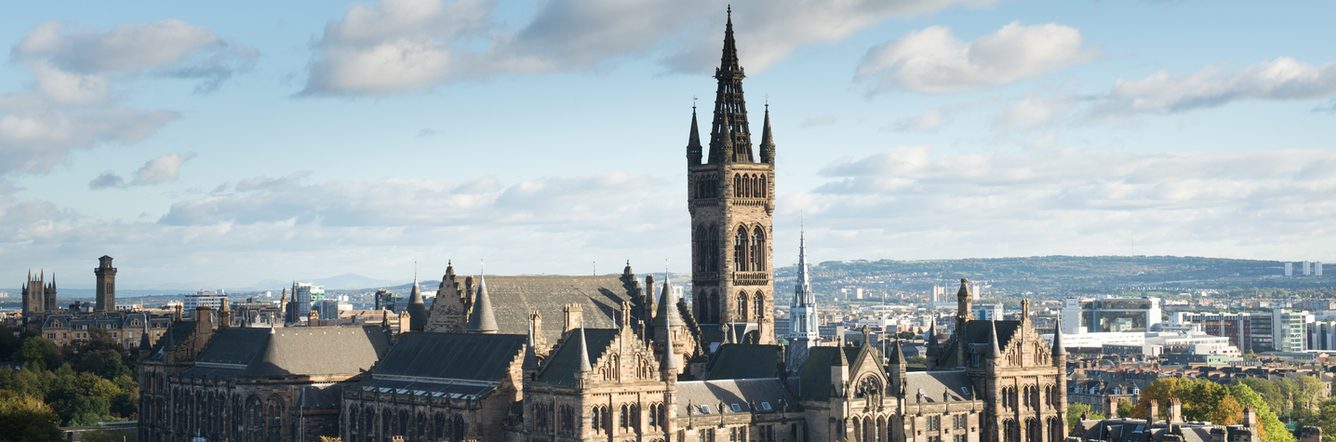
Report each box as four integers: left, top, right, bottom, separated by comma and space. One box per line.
3, 0, 1336, 288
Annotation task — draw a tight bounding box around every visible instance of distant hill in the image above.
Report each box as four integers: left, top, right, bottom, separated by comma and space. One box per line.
776, 255, 1332, 298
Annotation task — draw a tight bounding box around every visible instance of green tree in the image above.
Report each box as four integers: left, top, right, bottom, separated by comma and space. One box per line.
0, 326, 21, 361
1136, 378, 1242, 425
0, 391, 61, 442
1231, 382, 1296, 442
1067, 402, 1106, 431
46, 366, 119, 425
70, 348, 129, 380
16, 337, 60, 371
1116, 398, 1135, 419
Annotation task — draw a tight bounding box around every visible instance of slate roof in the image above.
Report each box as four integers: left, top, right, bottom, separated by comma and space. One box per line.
937, 319, 1022, 367
535, 328, 618, 386
676, 378, 799, 416
474, 275, 643, 344
148, 320, 199, 362
370, 332, 525, 382
903, 370, 974, 403
795, 346, 862, 400
243, 326, 389, 377
704, 344, 781, 380
181, 326, 389, 379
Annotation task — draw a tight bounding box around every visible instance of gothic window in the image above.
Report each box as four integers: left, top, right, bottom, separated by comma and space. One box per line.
434, 413, 446, 439
693, 225, 705, 272
738, 292, 749, 320
753, 291, 764, 320
452, 414, 466, 441
734, 227, 749, 271
733, 174, 742, 197
560, 405, 575, 435
648, 403, 661, 428
620, 404, 631, 429
759, 174, 767, 198
751, 227, 765, 270
707, 225, 721, 272
928, 415, 942, 431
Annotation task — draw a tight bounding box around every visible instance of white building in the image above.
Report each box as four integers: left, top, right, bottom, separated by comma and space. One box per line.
1272, 308, 1311, 352
184, 290, 228, 317
1285, 262, 1294, 277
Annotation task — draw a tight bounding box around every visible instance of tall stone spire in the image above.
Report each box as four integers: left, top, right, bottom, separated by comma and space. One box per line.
707, 6, 753, 164
989, 319, 1003, 360
407, 268, 427, 332
794, 224, 812, 307
466, 273, 498, 334
1052, 312, 1066, 365
660, 275, 679, 378
759, 102, 775, 164
576, 325, 592, 373
687, 105, 703, 165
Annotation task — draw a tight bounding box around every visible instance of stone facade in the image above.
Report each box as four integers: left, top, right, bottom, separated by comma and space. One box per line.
688, 8, 776, 345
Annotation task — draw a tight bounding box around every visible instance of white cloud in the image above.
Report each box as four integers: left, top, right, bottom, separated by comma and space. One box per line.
802, 146, 1336, 260
302, 0, 996, 95
1092, 57, 1336, 116
13, 19, 256, 94
890, 109, 946, 132
1, 19, 241, 178
86, 152, 196, 190
857, 21, 1093, 94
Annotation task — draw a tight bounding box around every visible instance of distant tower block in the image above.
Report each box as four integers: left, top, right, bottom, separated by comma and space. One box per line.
95, 255, 117, 312
1303, 261, 1313, 276
1317, 262, 1325, 277
1285, 262, 1294, 277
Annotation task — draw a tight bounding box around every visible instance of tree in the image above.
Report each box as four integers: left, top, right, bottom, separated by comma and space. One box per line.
46, 366, 119, 425
0, 391, 61, 442
1231, 382, 1296, 442
16, 337, 60, 371
69, 348, 129, 380
1067, 402, 1106, 431
0, 326, 21, 361
1116, 398, 1135, 419
1135, 378, 1242, 425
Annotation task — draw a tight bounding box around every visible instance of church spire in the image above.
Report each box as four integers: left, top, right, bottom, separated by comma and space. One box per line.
707, 6, 753, 164
759, 102, 775, 163
576, 325, 592, 373
1052, 312, 1067, 365
794, 223, 812, 307
687, 104, 703, 165
660, 274, 679, 378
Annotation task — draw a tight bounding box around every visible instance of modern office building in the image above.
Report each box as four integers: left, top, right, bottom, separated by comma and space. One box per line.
1272, 308, 1311, 353
973, 303, 1004, 321
183, 290, 228, 317
1062, 298, 1162, 334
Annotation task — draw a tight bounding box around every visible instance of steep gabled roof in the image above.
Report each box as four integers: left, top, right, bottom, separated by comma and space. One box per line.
535, 328, 619, 386
705, 344, 780, 380
937, 319, 1022, 367
239, 326, 390, 377
795, 346, 861, 401
371, 332, 525, 382
466, 275, 642, 343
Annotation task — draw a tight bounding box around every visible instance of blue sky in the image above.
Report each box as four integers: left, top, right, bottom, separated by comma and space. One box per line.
2, 0, 1334, 289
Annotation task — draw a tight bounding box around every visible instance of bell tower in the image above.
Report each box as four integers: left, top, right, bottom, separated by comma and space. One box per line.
687, 7, 776, 344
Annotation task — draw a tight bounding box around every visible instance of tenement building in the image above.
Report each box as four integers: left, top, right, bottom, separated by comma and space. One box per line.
137, 9, 1067, 442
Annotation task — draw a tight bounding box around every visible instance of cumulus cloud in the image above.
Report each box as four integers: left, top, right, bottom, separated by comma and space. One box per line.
857, 21, 1093, 94
800, 146, 1336, 259
13, 19, 257, 94
302, 0, 995, 95
0, 95, 179, 176
1091, 57, 1336, 116
2, 19, 247, 178
87, 152, 196, 190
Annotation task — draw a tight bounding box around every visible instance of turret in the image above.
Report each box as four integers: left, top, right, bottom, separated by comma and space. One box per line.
925, 322, 941, 369
660, 277, 680, 381
575, 325, 592, 385
888, 338, 906, 396
523, 311, 541, 380
759, 103, 775, 164
1052, 312, 1067, 367
989, 319, 1003, 362
407, 271, 428, 332
466, 273, 498, 334
687, 105, 703, 165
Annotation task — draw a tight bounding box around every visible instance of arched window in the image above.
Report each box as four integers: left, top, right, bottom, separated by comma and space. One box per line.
738, 292, 749, 320
620, 404, 630, 429
734, 227, 749, 272
754, 291, 764, 320
706, 224, 720, 272
759, 174, 767, 198
733, 174, 742, 197
752, 227, 766, 270
753, 174, 762, 198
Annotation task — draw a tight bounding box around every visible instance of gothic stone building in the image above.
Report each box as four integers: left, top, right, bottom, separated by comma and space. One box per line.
138, 9, 1067, 442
